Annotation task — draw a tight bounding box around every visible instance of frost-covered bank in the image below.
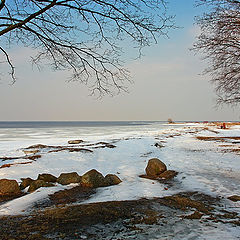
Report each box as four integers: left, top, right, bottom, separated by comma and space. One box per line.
0, 122, 240, 239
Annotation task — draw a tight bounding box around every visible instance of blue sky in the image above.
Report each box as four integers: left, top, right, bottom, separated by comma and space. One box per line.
0, 0, 239, 121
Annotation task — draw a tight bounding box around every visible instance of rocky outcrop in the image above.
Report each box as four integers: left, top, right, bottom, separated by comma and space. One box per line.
20, 177, 34, 190
28, 180, 54, 193
0, 179, 21, 196
57, 172, 82, 185
104, 174, 122, 186
1, 169, 122, 196
68, 140, 84, 144
145, 158, 167, 177
81, 169, 106, 188
37, 173, 57, 183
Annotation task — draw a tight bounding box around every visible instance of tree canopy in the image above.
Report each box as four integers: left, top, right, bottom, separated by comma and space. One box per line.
194, 0, 240, 105
0, 0, 174, 96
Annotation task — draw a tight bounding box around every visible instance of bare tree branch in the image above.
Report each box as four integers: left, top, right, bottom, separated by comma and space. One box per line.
194, 0, 240, 105
0, 46, 16, 83
0, 0, 174, 96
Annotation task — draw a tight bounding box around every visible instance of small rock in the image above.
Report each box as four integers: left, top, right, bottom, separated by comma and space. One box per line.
0, 179, 21, 196
158, 170, 178, 180
105, 144, 116, 148
28, 180, 54, 193
20, 177, 34, 190
81, 169, 105, 188
57, 172, 82, 185
228, 195, 240, 202
145, 158, 167, 177
68, 140, 84, 144
104, 174, 122, 186
38, 173, 57, 183
154, 143, 164, 148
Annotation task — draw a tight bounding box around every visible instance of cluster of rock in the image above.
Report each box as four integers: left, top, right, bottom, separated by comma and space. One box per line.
140, 158, 178, 181
0, 169, 122, 197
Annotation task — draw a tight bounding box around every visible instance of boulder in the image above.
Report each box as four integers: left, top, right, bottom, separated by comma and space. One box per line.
28, 180, 54, 193
0, 179, 21, 196
158, 170, 178, 180
145, 158, 167, 177
104, 174, 122, 186
37, 173, 57, 183
81, 169, 105, 188
68, 140, 84, 144
57, 172, 81, 185
20, 177, 34, 190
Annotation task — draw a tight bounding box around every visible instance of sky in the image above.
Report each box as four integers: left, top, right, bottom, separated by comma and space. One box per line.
0, 0, 239, 121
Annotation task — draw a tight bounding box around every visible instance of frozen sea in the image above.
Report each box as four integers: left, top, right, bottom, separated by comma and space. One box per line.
0, 121, 240, 239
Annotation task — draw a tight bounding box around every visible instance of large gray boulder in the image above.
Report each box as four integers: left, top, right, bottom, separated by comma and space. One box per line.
57, 172, 81, 185
38, 173, 57, 183
0, 179, 21, 196
81, 169, 105, 188
28, 180, 54, 193
145, 158, 167, 177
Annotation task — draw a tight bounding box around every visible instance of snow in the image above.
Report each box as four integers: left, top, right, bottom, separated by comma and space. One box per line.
0, 122, 240, 238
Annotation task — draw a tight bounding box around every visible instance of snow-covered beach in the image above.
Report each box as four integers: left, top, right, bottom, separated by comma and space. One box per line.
0, 121, 240, 239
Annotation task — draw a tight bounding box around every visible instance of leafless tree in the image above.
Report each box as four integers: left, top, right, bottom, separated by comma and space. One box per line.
0, 0, 174, 96
193, 0, 240, 105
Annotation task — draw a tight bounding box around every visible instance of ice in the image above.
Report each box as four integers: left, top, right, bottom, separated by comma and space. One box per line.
0, 122, 240, 238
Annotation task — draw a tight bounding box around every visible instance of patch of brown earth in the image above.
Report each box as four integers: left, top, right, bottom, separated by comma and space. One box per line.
49, 185, 96, 205
221, 148, 240, 154
159, 193, 211, 213
228, 195, 240, 202
196, 136, 240, 142
48, 148, 93, 153
182, 211, 204, 219
0, 192, 25, 204
207, 122, 240, 128
0, 154, 41, 162
218, 144, 237, 147
0, 161, 33, 169
0, 191, 239, 240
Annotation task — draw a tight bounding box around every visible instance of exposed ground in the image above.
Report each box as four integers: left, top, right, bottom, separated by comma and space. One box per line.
1, 191, 240, 240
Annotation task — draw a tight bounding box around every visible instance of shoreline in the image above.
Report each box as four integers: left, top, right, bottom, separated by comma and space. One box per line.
0, 122, 240, 239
